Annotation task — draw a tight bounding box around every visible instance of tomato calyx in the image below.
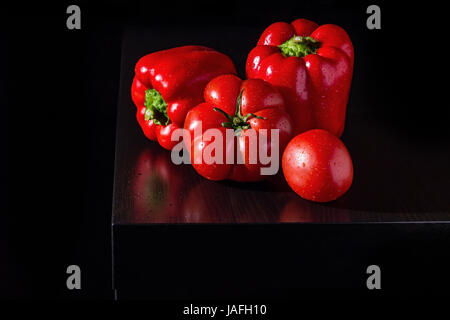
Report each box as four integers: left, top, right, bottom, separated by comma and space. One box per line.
278, 35, 321, 58
213, 90, 265, 136
144, 89, 170, 125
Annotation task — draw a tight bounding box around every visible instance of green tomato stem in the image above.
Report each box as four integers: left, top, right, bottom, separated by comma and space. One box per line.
213, 89, 266, 135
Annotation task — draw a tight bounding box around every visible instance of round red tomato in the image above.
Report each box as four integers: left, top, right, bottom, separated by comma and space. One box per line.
184, 74, 294, 181
282, 129, 353, 202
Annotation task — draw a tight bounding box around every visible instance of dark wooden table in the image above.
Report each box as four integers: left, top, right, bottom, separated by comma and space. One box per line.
113, 28, 450, 225
112, 27, 450, 299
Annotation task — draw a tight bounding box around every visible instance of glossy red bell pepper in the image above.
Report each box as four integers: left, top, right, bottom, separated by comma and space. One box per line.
131, 46, 236, 150
246, 19, 354, 137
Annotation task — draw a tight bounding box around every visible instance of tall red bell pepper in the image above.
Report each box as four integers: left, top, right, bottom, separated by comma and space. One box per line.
131, 46, 236, 150
246, 19, 354, 137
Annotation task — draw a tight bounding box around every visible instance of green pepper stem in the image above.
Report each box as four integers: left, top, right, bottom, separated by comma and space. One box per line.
144, 89, 170, 125
278, 35, 321, 58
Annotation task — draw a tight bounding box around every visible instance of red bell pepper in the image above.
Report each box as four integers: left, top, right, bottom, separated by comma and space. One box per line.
184, 74, 294, 181
131, 46, 236, 150
246, 19, 354, 137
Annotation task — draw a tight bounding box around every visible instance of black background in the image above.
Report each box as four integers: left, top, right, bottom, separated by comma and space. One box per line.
2, 0, 449, 300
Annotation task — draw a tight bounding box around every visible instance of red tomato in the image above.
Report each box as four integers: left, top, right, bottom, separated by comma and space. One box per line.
282, 129, 353, 202
184, 74, 294, 181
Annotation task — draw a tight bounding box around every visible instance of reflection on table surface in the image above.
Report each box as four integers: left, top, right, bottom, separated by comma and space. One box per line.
113, 114, 450, 224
